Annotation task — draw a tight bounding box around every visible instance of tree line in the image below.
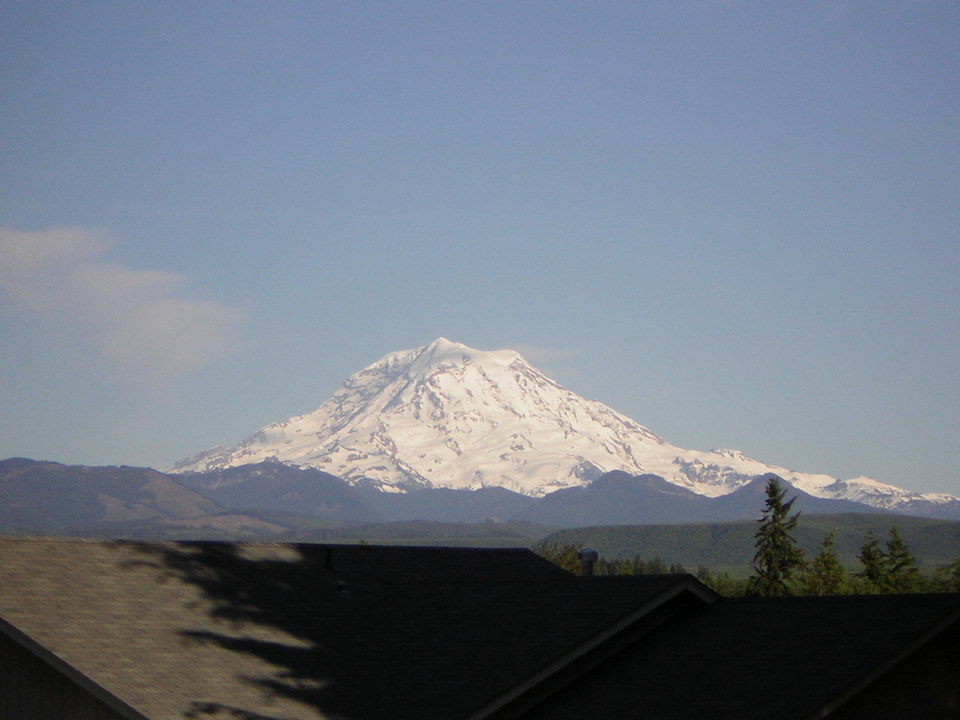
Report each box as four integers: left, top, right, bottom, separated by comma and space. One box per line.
535, 477, 960, 597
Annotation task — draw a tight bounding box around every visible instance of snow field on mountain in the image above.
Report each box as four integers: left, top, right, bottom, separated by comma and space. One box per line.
172, 338, 957, 512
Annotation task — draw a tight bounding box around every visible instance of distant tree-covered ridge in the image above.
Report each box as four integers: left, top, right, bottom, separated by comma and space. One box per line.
537, 538, 960, 596
537, 479, 960, 596
540, 514, 960, 574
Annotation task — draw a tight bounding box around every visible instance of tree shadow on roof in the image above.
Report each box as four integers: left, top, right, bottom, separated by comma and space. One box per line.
123, 541, 591, 720
127, 542, 391, 720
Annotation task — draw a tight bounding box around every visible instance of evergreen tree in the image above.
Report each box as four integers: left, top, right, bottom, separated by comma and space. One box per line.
647, 556, 669, 574
857, 527, 924, 593
748, 477, 806, 596
934, 557, 960, 592
856, 530, 887, 592
884, 526, 922, 593
534, 541, 582, 575
801, 530, 847, 596
698, 568, 749, 597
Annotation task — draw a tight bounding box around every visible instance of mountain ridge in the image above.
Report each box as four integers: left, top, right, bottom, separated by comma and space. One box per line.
0, 457, 224, 532
3, 459, 959, 540
171, 338, 957, 516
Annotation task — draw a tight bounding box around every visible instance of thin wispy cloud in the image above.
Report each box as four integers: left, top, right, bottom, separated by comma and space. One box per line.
511, 344, 582, 385
512, 344, 578, 366
0, 227, 246, 386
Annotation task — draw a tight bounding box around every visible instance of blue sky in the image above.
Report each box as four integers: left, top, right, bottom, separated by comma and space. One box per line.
1, 1, 957, 495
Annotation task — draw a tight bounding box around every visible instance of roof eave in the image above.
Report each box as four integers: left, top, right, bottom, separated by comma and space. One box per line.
0, 614, 149, 720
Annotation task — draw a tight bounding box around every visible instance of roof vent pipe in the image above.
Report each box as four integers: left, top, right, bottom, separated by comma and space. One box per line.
578, 548, 598, 577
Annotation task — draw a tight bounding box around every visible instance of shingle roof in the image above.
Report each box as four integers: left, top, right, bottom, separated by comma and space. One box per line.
0, 538, 711, 720
515, 592, 960, 720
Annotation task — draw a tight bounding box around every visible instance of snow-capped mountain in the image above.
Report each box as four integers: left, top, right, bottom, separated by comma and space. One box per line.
172, 338, 957, 513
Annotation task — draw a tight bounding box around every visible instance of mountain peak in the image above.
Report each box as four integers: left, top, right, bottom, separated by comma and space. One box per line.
170, 340, 959, 513
424, 336, 468, 354
414, 337, 520, 370
173, 339, 665, 494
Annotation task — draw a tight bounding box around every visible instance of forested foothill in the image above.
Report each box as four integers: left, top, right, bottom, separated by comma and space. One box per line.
537, 478, 960, 597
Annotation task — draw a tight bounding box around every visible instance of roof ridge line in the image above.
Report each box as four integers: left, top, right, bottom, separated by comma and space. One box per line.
463, 576, 718, 719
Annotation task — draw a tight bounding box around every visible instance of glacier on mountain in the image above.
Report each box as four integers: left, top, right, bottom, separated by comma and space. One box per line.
171, 338, 956, 513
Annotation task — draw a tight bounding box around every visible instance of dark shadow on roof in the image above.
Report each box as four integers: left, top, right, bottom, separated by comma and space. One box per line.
114, 540, 695, 719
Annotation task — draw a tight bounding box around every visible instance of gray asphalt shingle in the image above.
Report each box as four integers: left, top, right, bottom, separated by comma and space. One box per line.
0, 538, 706, 719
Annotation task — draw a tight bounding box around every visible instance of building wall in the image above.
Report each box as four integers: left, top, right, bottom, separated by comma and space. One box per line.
0, 630, 130, 720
